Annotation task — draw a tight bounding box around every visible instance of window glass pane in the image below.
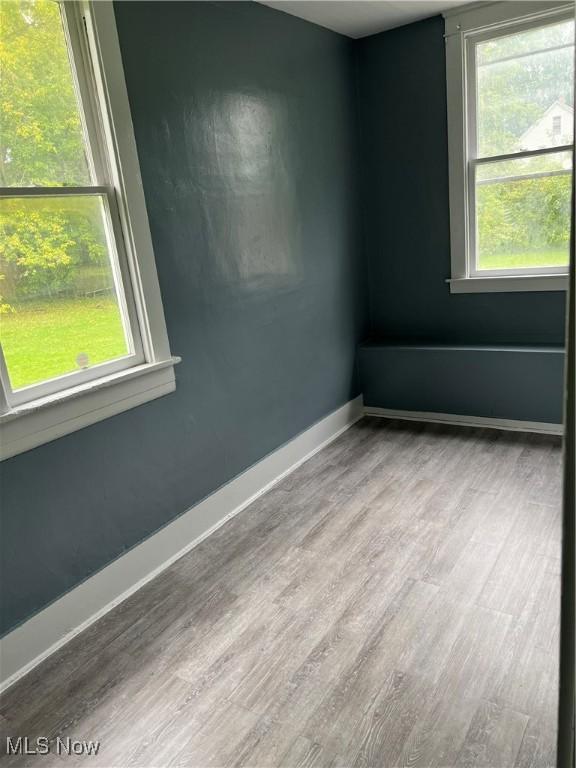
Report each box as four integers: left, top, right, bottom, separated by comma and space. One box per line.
0, 0, 91, 186
0, 196, 131, 390
476, 152, 572, 271
476, 19, 575, 158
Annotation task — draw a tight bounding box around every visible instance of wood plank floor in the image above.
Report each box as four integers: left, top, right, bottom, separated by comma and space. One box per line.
0, 418, 562, 768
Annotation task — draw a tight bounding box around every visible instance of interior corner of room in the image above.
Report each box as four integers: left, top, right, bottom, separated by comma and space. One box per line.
0, 1, 573, 766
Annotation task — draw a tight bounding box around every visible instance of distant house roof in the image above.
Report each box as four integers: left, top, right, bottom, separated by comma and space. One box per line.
519, 99, 574, 150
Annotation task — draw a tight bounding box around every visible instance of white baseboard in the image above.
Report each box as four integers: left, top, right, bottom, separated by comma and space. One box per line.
364, 406, 564, 436
0, 396, 363, 694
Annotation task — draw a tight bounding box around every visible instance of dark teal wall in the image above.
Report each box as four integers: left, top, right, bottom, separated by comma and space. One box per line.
356, 16, 567, 347
360, 343, 565, 424
0, 1, 365, 636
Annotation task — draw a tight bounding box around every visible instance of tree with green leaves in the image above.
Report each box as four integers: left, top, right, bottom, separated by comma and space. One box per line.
0, 0, 109, 305
0, 0, 89, 186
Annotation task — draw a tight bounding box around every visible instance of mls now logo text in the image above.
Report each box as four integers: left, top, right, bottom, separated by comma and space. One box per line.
6, 737, 100, 756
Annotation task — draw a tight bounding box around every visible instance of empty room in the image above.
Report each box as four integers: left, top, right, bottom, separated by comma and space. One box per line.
0, 0, 574, 766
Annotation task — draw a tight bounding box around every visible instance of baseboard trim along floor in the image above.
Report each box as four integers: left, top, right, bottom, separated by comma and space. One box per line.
364, 406, 564, 436
0, 395, 363, 693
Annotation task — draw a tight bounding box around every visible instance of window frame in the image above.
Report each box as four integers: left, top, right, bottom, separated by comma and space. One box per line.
444, 0, 574, 294
0, 1, 179, 459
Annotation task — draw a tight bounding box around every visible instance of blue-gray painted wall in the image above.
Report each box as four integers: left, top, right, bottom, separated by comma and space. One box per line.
0, 1, 365, 636
360, 344, 565, 424
355, 16, 566, 420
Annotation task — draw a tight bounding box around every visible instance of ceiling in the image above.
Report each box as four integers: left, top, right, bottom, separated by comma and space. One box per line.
257, 1, 475, 39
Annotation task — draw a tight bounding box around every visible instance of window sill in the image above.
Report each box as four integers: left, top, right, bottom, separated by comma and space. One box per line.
447, 274, 569, 294
0, 357, 181, 460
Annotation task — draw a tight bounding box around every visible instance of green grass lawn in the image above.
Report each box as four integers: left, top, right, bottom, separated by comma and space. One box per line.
0, 296, 128, 390
479, 248, 569, 270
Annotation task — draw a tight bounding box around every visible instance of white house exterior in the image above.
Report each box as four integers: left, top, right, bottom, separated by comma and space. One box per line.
519, 99, 574, 152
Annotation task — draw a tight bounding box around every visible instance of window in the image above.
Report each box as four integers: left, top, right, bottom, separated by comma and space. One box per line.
444, 1, 574, 293
0, 1, 178, 458
553, 114, 562, 137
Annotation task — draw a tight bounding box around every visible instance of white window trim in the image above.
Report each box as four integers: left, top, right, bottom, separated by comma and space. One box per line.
444, 0, 574, 294
0, 1, 179, 460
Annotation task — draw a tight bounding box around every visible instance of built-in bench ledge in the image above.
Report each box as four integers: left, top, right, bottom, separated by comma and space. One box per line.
359, 341, 565, 433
